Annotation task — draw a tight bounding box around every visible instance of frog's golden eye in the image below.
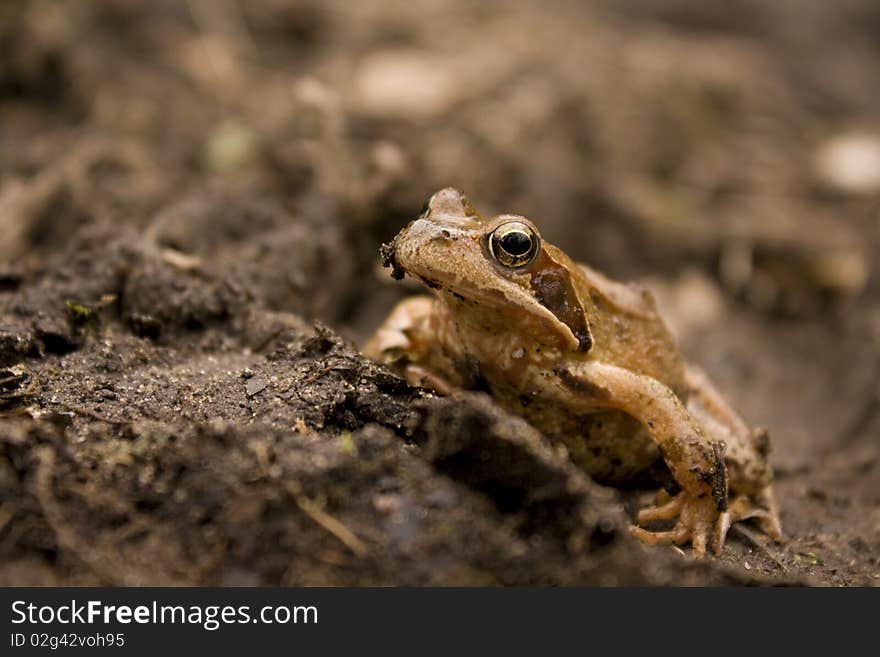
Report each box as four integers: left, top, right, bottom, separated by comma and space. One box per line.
488, 221, 540, 269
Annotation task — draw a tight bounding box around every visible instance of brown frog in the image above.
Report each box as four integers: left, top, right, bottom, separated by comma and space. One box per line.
365, 188, 782, 556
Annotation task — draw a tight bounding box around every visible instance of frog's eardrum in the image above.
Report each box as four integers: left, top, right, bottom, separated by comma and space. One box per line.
529, 252, 593, 352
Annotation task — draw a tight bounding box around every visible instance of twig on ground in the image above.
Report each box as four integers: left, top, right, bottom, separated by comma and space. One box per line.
60, 403, 129, 425
731, 524, 788, 572
35, 447, 119, 583
286, 483, 368, 557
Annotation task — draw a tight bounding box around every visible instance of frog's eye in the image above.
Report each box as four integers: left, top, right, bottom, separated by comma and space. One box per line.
488, 221, 540, 268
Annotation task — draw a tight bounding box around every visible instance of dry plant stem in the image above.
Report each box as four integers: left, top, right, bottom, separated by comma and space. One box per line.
285, 482, 368, 557
730, 523, 788, 572
61, 403, 128, 425
35, 447, 124, 584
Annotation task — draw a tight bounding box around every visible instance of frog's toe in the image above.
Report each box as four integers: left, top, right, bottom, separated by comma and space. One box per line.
632, 493, 728, 558
728, 493, 783, 541
637, 495, 683, 523
713, 509, 731, 553
629, 524, 690, 547
759, 514, 783, 541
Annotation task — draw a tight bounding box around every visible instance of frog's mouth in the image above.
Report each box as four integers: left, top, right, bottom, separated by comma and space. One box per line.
379, 238, 406, 281
380, 232, 487, 301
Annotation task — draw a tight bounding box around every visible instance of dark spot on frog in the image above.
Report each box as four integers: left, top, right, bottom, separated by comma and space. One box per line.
555, 368, 610, 401
419, 276, 441, 290
518, 390, 539, 407
455, 355, 489, 392
664, 479, 681, 496
695, 442, 729, 511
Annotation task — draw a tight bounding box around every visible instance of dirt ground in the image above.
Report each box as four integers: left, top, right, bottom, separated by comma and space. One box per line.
1, 1, 878, 586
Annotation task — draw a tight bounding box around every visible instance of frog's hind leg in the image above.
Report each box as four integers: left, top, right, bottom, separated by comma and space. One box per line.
728, 488, 783, 541
683, 365, 751, 446
565, 361, 731, 557
683, 365, 782, 541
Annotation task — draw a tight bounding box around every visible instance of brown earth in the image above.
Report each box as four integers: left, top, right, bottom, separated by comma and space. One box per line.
0, 0, 878, 586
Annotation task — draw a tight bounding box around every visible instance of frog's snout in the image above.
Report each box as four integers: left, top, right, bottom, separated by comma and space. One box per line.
383, 215, 476, 286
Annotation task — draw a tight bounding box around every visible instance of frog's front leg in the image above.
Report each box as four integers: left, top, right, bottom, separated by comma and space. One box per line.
362, 296, 458, 394
559, 361, 730, 557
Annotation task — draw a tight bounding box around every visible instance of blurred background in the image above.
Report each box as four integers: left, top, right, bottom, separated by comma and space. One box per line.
1, 1, 878, 584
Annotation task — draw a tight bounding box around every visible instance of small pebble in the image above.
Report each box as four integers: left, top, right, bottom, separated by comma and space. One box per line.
246, 377, 268, 397
815, 132, 880, 195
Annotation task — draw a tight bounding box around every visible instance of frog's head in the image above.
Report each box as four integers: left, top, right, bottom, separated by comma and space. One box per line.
382, 188, 594, 353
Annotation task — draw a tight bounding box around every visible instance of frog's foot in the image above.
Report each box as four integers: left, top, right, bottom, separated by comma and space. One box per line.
630, 493, 730, 558
728, 490, 783, 541
362, 295, 434, 362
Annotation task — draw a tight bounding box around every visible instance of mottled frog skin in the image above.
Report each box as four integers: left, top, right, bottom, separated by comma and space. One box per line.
365, 188, 782, 556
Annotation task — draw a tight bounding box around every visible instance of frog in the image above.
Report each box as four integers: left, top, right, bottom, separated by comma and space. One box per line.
364, 188, 782, 557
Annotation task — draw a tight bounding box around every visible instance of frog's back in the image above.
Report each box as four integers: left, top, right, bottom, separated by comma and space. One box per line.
576, 264, 688, 397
